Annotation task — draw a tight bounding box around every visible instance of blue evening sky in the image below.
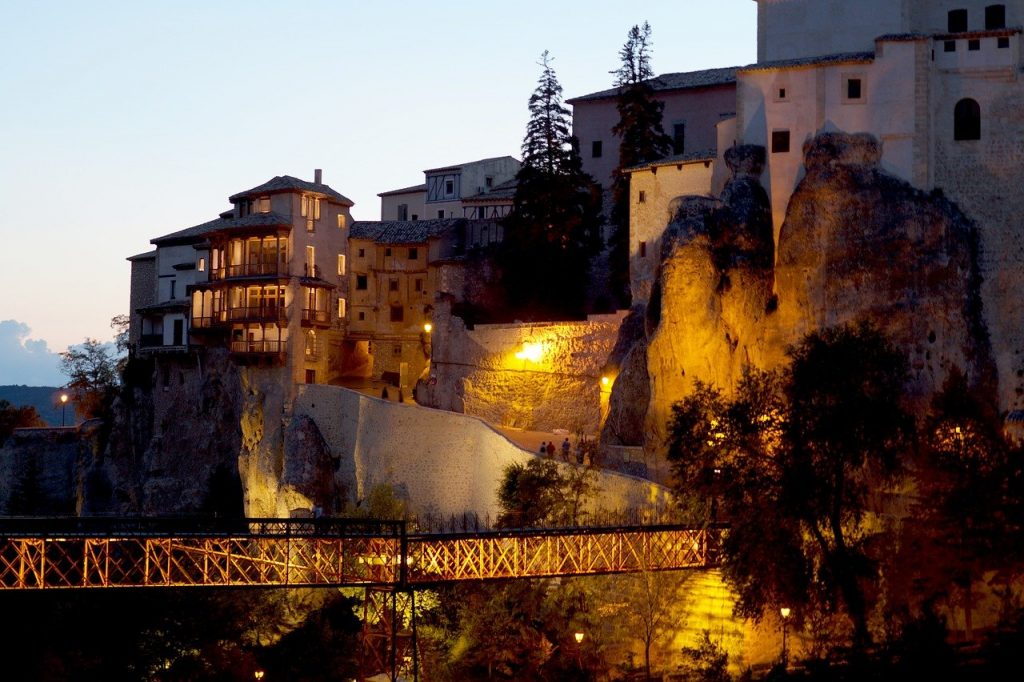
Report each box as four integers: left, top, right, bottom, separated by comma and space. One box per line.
0, 0, 756, 385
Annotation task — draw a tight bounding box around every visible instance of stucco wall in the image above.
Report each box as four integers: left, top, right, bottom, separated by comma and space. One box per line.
755, 0, 905, 62
421, 302, 627, 434
292, 384, 668, 520
628, 160, 715, 304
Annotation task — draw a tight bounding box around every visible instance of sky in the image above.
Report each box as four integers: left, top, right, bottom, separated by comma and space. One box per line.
0, 0, 756, 386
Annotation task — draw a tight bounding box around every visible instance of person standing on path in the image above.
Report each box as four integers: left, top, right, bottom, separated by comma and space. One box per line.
539, 441, 547, 456
561, 438, 571, 461
546, 441, 556, 458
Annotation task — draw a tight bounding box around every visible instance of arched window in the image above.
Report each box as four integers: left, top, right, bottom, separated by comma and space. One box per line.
954, 99, 981, 141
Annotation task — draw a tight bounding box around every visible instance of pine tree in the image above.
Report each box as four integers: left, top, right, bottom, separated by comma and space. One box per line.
500, 51, 603, 319
609, 22, 672, 308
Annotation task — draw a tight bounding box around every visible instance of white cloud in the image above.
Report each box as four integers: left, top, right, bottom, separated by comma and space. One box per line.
0, 320, 65, 386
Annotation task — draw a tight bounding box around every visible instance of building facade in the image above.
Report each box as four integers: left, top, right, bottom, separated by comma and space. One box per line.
128, 171, 355, 386
377, 156, 520, 221
347, 219, 467, 387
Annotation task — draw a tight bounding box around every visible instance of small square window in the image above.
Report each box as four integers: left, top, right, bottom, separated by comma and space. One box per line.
337, 298, 346, 318
337, 214, 346, 229
778, 87, 787, 99
337, 254, 346, 276
408, 247, 418, 260
847, 78, 862, 100
968, 39, 981, 51
998, 36, 1010, 48
437, 210, 444, 219
639, 241, 647, 258
771, 130, 791, 154
389, 279, 399, 292
358, 311, 365, 321
258, 197, 270, 213
592, 140, 603, 158
638, 190, 647, 204
444, 179, 454, 196
385, 247, 392, 257
393, 345, 402, 356
390, 305, 404, 322
415, 278, 423, 292
358, 248, 365, 258
944, 40, 957, 52
197, 257, 206, 272
356, 274, 367, 290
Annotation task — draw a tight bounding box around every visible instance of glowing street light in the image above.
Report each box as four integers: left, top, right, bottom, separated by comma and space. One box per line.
254, 671, 265, 681
60, 393, 68, 427
423, 322, 432, 334
780, 606, 791, 667
574, 631, 585, 644
514, 342, 543, 363
600, 375, 610, 387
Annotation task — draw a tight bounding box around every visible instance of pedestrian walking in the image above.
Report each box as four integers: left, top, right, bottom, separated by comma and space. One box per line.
561, 438, 571, 461
546, 441, 555, 458
539, 441, 547, 456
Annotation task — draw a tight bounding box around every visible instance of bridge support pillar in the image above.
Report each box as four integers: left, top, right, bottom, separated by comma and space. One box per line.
360, 586, 418, 682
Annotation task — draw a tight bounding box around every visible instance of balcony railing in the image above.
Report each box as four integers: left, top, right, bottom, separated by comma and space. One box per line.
191, 316, 214, 329
302, 263, 322, 279
225, 305, 288, 323
210, 263, 286, 281
230, 340, 285, 355
301, 308, 331, 325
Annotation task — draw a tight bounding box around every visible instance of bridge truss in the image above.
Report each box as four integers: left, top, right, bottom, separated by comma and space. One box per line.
0, 518, 725, 680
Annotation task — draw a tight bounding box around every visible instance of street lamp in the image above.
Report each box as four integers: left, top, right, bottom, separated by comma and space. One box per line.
254, 671, 265, 681
60, 393, 68, 427
780, 607, 791, 667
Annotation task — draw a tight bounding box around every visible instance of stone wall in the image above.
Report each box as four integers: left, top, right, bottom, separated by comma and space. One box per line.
285, 384, 670, 520
419, 300, 627, 434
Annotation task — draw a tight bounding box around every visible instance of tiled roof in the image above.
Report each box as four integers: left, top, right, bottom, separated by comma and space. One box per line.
151, 217, 228, 245
378, 183, 427, 197
350, 219, 465, 244
625, 150, 717, 173
568, 67, 738, 103
738, 51, 875, 73
229, 175, 353, 205
151, 212, 291, 246
127, 249, 157, 261
424, 155, 519, 174
462, 178, 518, 202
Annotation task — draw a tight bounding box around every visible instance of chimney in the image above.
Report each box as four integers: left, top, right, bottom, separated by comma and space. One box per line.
314, 168, 322, 184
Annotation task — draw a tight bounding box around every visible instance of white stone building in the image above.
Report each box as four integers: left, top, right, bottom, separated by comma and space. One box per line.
730, 0, 1024, 411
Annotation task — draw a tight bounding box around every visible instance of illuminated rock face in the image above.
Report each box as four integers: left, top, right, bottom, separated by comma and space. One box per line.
611, 133, 995, 454
421, 301, 626, 434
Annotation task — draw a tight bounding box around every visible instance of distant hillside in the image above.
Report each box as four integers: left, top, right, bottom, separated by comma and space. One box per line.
0, 385, 66, 426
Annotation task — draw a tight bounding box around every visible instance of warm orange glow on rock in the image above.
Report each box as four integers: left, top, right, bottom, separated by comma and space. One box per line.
514, 342, 543, 362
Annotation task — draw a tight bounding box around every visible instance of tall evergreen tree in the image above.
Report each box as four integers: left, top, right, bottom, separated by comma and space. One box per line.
500, 51, 603, 320
609, 22, 672, 308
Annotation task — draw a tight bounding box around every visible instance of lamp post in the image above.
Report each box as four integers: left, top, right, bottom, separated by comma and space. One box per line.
60, 393, 68, 427
254, 671, 264, 681
573, 631, 585, 672
780, 607, 791, 668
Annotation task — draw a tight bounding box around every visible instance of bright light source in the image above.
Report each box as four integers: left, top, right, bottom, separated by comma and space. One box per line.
514, 342, 543, 362
780, 607, 791, 619
601, 376, 610, 387
574, 631, 585, 644
60, 394, 68, 404
423, 322, 432, 333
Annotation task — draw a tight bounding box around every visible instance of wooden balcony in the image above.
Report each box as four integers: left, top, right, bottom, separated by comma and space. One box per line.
229, 340, 286, 355
225, 305, 289, 324
301, 308, 332, 327
210, 263, 287, 281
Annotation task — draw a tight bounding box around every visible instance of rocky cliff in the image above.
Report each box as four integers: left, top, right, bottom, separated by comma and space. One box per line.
606, 132, 995, 456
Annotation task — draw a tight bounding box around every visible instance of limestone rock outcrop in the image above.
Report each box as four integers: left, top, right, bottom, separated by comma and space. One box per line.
606, 133, 994, 457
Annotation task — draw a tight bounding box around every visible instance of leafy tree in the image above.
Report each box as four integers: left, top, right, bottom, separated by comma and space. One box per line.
609, 22, 672, 308
60, 337, 120, 421
500, 51, 603, 320
899, 369, 1019, 638
668, 324, 914, 658
680, 630, 732, 682
497, 459, 595, 528
0, 399, 45, 445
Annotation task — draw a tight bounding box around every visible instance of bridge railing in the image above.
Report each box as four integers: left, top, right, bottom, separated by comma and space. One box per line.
0, 518, 724, 590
